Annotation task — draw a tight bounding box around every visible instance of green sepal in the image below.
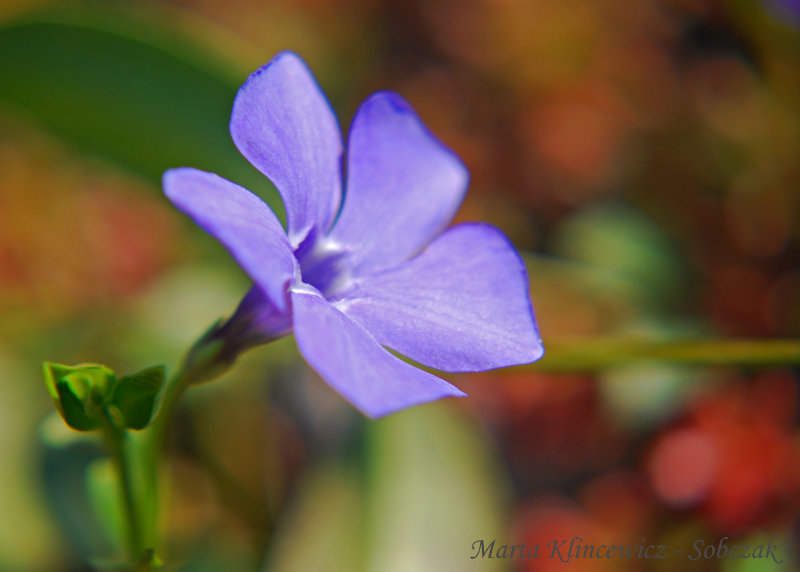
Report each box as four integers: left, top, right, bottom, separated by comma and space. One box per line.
43, 362, 116, 432
109, 365, 166, 430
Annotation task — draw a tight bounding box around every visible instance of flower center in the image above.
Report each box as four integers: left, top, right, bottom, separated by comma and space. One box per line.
293, 230, 352, 299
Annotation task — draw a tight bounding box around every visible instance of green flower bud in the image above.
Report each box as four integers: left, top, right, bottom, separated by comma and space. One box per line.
43, 363, 165, 431
43, 363, 116, 431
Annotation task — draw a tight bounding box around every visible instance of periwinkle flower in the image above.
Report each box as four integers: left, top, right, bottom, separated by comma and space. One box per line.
163, 51, 543, 418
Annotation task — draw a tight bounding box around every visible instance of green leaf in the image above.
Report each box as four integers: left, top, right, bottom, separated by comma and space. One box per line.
264, 464, 365, 572
526, 338, 800, 372
110, 366, 166, 430
0, 5, 281, 214
365, 405, 507, 572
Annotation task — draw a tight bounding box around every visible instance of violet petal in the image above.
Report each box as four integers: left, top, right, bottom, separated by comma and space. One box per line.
291, 286, 466, 418
230, 51, 343, 246
329, 92, 468, 274
339, 223, 544, 372
163, 167, 296, 311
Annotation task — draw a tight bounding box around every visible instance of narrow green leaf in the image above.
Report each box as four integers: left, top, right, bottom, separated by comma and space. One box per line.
110, 366, 166, 430
526, 338, 800, 372
0, 5, 281, 214
264, 465, 364, 572
365, 405, 507, 572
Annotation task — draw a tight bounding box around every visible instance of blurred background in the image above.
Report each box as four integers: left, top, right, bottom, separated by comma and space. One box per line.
1, 0, 800, 570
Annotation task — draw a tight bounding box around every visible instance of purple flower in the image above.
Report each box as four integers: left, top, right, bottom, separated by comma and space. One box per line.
163, 51, 543, 418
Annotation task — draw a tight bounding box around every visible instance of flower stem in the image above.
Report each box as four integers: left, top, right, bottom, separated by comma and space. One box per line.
525, 338, 800, 372
127, 369, 192, 567
101, 416, 145, 562
130, 325, 239, 566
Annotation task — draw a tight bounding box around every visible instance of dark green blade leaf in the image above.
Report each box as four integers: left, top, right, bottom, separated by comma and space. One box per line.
0, 6, 281, 214
110, 365, 166, 430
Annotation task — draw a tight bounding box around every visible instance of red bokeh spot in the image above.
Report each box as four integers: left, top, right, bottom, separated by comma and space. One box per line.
648, 428, 716, 507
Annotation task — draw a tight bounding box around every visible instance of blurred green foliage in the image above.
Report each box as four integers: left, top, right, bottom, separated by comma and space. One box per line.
0, 3, 281, 211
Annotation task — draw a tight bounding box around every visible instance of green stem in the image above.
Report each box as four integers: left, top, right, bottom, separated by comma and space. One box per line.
102, 418, 144, 561
524, 338, 800, 372
128, 370, 189, 567
131, 328, 238, 566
